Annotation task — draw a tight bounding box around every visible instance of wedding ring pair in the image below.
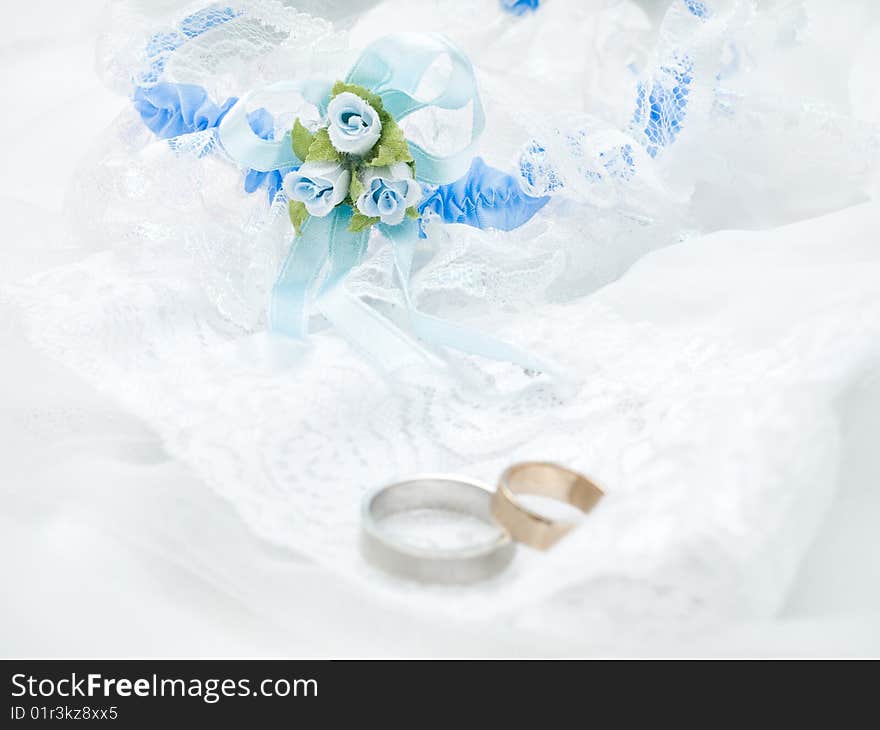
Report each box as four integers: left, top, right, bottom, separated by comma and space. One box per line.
361, 462, 604, 584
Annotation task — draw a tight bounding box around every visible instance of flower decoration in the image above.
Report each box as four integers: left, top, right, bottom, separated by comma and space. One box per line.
283, 81, 417, 235
133, 31, 555, 375
202, 33, 555, 374
327, 91, 382, 155
354, 163, 421, 226
283, 161, 351, 218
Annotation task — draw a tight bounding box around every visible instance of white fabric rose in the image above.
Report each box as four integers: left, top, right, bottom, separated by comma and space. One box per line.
282, 161, 351, 217
326, 91, 382, 156
355, 163, 421, 225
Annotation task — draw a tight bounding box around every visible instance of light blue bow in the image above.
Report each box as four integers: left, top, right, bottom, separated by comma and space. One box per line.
217, 34, 558, 376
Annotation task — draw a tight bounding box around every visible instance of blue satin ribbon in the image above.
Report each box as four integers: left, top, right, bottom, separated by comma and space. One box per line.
133, 83, 289, 202
133, 82, 237, 138
218, 80, 331, 172
382, 219, 560, 376
269, 205, 368, 338
419, 157, 549, 232
217, 37, 482, 183
501, 0, 541, 15
217, 34, 557, 376
345, 33, 485, 185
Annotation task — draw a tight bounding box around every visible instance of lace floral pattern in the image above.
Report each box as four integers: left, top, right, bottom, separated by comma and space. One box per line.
10, 196, 880, 623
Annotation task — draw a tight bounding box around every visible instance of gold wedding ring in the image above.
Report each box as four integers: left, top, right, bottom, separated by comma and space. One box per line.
491, 462, 604, 550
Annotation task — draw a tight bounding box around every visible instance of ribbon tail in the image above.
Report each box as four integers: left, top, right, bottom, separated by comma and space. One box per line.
269, 206, 440, 371
316, 207, 369, 296
268, 210, 336, 337
318, 287, 442, 372
382, 220, 565, 378
314, 206, 442, 371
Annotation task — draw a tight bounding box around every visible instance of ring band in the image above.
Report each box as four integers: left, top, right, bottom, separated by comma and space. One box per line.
491, 462, 604, 550
361, 475, 516, 583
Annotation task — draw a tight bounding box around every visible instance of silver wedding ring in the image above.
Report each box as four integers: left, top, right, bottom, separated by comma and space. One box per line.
360, 475, 516, 584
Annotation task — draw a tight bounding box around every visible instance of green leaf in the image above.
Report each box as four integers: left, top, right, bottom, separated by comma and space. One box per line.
348, 211, 379, 233
366, 117, 413, 167
406, 206, 420, 220
349, 172, 365, 204
291, 118, 315, 162
330, 81, 385, 114
288, 201, 309, 235
305, 128, 341, 163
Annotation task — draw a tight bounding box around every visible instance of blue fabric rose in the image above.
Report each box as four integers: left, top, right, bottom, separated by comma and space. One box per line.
327, 91, 382, 156
355, 163, 421, 225
283, 162, 351, 217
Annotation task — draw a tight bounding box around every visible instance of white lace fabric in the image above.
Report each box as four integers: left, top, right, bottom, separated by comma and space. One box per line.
5, 0, 880, 632
10, 200, 880, 626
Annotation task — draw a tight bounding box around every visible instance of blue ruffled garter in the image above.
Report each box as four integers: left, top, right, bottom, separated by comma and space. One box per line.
133, 81, 548, 232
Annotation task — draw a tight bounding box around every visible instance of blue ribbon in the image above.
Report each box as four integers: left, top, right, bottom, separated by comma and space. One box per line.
344, 33, 485, 185
133, 83, 290, 202
419, 157, 549, 233
382, 219, 557, 374
269, 205, 368, 338
133, 82, 237, 138
218, 80, 331, 172
217, 34, 557, 376
501, 0, 541, 16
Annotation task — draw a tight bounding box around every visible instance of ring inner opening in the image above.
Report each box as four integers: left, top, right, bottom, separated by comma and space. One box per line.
370, 479, 503, 551
504, 463, 603, 513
